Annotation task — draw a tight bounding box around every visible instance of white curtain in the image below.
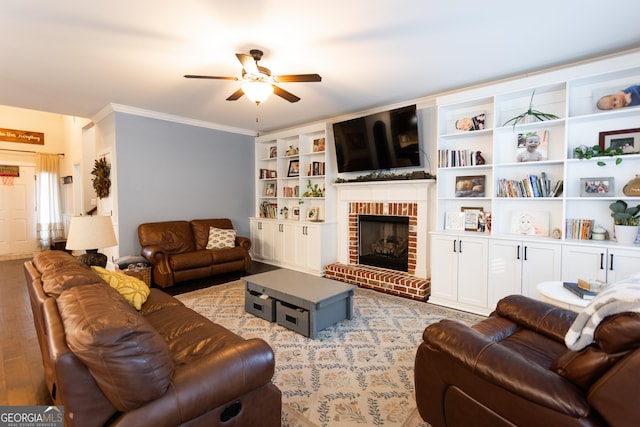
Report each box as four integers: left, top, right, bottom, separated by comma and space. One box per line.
35, 153, 64, 250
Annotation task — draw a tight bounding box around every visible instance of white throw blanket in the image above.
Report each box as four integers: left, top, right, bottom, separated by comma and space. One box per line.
565, 273, 640, 351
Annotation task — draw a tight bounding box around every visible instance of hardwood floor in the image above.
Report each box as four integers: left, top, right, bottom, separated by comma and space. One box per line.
0, 256, 279, 406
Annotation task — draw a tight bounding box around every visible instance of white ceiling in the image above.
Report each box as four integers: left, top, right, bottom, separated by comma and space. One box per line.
2, 0, 640, 134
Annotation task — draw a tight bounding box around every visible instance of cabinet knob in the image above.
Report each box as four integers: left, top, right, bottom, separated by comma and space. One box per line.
610, 253, 614, 271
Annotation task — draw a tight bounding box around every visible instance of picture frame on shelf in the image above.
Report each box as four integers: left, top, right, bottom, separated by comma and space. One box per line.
510, 211, 550, 237
593, 85, 640, 112
292, 207, 300, 220
516, 130, 548, 162
599, 128, 640, 152
445, 212, 465, 231
461, 207, 484, 231
455, 112, 485, 132
313, 138, 325, 152
306, 206, 320, 221
269, 146, 277, 158
263, 182, 276, 197
455, 175, 486, 197
287, 159, 300, 177
580, 177, 615, 197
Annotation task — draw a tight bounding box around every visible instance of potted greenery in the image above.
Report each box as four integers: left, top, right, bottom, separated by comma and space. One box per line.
574, 144, 624, 166
299, 180, 324, 204
279, 206, 289, 219
503, 90, 559, 129
609, 200, 640, 244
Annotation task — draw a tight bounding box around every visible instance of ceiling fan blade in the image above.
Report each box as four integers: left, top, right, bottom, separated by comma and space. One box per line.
274, 74, 322, 83
184, 75, 239, 81
235, 53, 259, 75
226, 88, 245, 101
273, 85, 300, 103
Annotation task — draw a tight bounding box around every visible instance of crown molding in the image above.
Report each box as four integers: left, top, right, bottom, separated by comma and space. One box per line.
91, 104, 256, 136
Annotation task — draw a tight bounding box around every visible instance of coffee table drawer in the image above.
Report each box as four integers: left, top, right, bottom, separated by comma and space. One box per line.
276, 301, 309, 336
245, 290, 276, 322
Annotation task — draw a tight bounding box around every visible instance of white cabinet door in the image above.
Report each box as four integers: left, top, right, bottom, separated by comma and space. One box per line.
430, 234, 460, 302
561, 244, 640, 283
604, 247, 640, 283
488, 239, 561, 309
562, 245, 609, 283
456, 236, 488, 308
430, 234, 488, 312
521, 242, 561, 299
250, 219, 276, 261
488, 239, 523, 309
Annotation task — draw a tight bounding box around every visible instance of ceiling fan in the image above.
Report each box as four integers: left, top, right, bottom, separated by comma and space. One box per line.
184, 49, 321, 104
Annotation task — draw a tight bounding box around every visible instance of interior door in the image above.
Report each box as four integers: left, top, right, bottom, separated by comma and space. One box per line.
0, 165, 37, 255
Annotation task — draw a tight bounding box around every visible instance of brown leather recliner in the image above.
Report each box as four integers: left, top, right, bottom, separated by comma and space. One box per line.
138, 218, 251, 287
24, 250, 281, 427
415, 295, 640, 427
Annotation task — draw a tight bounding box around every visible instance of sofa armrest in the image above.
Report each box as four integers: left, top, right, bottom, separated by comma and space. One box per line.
421, 319, 590, 418
495, 295, 578, 343
115, 338, 276, 426
236, 236, 251, 251
141, 245, 173, 285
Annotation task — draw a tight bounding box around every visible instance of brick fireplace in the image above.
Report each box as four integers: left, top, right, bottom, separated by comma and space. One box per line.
325, 180, 434, 301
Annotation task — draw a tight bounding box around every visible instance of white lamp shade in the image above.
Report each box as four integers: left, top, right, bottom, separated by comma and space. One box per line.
66, 215, 118, 250
241, 81, 274, 104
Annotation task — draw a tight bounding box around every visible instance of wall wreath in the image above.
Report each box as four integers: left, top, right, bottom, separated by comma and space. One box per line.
91, 157, 111, 199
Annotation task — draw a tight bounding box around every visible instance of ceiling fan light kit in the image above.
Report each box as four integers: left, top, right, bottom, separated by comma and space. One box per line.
185, 49, 321, 105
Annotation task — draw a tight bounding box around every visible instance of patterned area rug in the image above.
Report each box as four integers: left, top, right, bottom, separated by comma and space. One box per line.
176, 280, 484, 427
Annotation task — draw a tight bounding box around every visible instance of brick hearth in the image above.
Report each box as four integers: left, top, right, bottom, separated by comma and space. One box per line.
325, 262, 430, 302
326, 200, 430, 301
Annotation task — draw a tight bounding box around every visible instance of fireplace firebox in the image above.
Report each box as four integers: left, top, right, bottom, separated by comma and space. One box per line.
358, 214, 409, 272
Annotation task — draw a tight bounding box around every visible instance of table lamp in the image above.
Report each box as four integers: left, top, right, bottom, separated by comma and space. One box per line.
65, 215, 118, 267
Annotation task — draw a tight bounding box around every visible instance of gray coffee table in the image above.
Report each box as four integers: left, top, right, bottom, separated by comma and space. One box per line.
243, 269, 356, 338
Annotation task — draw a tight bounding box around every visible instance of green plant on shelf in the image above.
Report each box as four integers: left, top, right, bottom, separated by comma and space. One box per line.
298, 180, 324, 204
503, 90, 559, 129
609, 200, 640, 226
574, 144, 624, 166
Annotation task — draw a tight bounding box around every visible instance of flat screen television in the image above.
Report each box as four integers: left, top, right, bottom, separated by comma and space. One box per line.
332, 104, 421, 173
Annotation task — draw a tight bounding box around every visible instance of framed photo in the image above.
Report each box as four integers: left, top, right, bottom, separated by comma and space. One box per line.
599, 128, 640, 152
455, 112, 485, 132
292, 207, 300, 220
287, 159, 300, 177
269, 146, 277, 158
510, 211, 550, 236
516, 130, 548, 162
306, 207, 319, 221
313, 138, 325, 152
461, 207, 483, 231
580, 177, 614, 197
455, 175, 485, 197
445, 212, 465, 231
593, 86, 640, 112
263, 182, 276, 197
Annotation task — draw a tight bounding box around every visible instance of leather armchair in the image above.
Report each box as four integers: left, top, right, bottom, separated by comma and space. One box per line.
415, 295, 640, 427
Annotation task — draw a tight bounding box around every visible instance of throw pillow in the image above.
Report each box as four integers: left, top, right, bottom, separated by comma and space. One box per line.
206, 226, 236, 249
91, 266, 150, 310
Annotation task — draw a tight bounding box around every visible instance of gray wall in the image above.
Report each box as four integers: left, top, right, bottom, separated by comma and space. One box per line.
114, 112, 254, 257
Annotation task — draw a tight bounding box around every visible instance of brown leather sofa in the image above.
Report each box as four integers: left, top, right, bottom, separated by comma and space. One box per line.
24, 250, 281, 427
138, 218, 251, 287
415, 295, 640, 427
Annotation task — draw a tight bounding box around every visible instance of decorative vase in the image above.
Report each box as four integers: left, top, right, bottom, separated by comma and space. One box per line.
623, 175, 640, 196
614, 225, 639, 245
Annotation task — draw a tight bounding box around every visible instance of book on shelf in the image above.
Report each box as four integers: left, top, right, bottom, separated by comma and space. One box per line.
563, 281, 598, 300
565, 219, 594, 240
437, 149, 485, 168
259, 201, 277, 219
259, 168, 277, 179
497, 175, 563, 198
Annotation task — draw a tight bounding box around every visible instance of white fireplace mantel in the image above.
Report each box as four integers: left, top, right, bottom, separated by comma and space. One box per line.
334, 179, 435, 278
